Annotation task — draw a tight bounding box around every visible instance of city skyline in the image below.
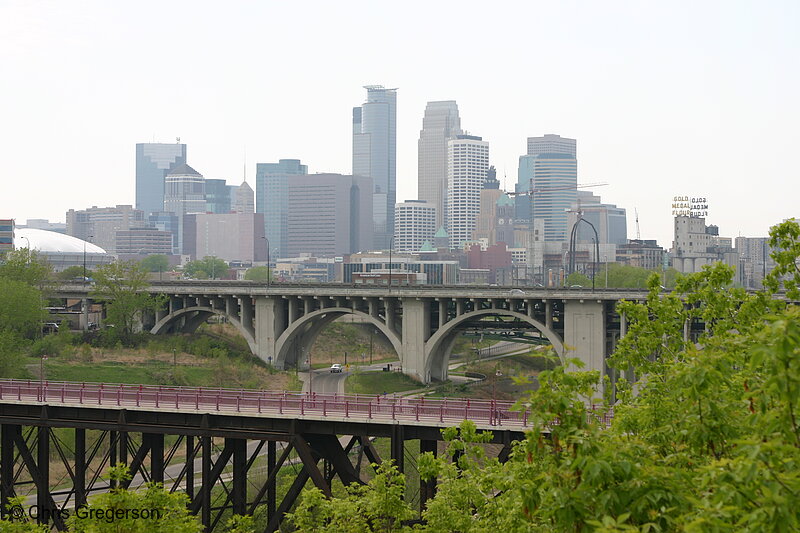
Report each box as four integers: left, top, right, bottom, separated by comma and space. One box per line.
1, 1, 798, 249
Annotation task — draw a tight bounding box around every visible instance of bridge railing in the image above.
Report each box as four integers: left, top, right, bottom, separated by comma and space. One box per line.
0, 379, 531, 429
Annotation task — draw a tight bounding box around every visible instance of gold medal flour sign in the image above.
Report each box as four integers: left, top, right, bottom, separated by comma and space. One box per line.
672, 195, 709, 217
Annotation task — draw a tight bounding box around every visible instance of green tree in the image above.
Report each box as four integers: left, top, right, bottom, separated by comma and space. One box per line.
0, 248, 51, 287
55, 265, 91, 281
183, 257, 229, 280
67, 466, 203, 533
565, 271, 591, 287
244, 266, 270, 282
288, 461, 414, 532
91, 261, 165, 341
139, 255, 170, 277
0, 278, 46, 339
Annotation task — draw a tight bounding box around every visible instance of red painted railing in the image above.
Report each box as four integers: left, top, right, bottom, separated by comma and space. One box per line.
0, 379, 532, 429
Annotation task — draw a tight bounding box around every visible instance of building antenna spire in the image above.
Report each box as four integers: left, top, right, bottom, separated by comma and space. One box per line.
243, 145, 247, 183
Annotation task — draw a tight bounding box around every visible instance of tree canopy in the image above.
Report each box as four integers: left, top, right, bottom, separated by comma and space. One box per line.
90, 260, 165, 341
139, 254, 170, 275
243, 266, 270, 282
287, 219, 800, 532
183, 257, 229, 280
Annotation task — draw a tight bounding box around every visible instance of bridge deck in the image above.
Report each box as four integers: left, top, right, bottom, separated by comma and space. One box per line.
0, 379, 531, 431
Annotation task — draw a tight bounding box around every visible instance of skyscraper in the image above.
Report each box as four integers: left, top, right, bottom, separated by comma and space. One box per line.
394, 200, 436, 253
527, 134, 576, 158
519, 134, 578, 242
417, 101, 462, 228
287, 174, 372, 257
233, 181, 254, 214
164, 164, 205, 254
135, 142, 187, 217
352, 85, 397, 250
446, 135, 489, 249
255, 159, 308, 258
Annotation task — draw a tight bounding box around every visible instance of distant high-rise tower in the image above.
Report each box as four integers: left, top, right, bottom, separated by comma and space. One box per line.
164, 164, 205, 254
136, 142, 187, 217
255, 159, 308, 258
417, 101, 462, 229
394, 200, 436, 253
233, 181, 254, 214
353, 85, 397, 250
518, 134, 578, 242
446, 135, 489, 249
527, 134, 576, 158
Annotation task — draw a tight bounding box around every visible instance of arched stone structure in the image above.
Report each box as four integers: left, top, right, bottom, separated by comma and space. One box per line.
423, 309, 565, 382
150, 306, 258, 355
273, 307, 402, 369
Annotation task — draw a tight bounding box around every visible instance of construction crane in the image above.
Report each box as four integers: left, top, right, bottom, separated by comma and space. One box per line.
635, 208, 641, 241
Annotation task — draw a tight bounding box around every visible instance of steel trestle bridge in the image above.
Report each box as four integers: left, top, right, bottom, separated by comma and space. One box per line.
0, 379, 534, 532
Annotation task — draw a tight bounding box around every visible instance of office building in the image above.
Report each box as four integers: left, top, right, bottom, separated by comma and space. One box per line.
0, 219, 13, 254
567, 191, 628, 245
417, 101, 462, 228
205, 179, 232, 214
517, 135, 579, 242
287, 173, 372, 258
446, 135, 490, 249
353, 85, 397, 249
148, 211, 180, 255
256, 159, 308, 258
394, 200, 436, 253
233, 181, 254, 214
183, 212, 266, 263
136, 142, 187, 217
164, 164, 206, 254
527, 134, 576, 158
472, 166, 503, 244
115, 228, 174, 256
66, 205, 146, 254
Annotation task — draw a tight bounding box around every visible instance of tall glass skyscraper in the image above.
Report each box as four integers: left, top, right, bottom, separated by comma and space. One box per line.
518, 135, 578, 242
353, 85, 397, 250
136, 142, 187, 217
255, 159, 308, 258
417, 101, 462, 229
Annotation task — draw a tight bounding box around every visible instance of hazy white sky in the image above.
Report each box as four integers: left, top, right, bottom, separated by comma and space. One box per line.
1, 0, 798, 248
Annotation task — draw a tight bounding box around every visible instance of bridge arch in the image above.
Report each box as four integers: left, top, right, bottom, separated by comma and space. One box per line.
150, 306, 257, 354
274, 307, 402, 369
424, 308, 565, 382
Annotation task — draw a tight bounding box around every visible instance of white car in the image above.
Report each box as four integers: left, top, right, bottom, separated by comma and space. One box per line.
330, 364, 343, 373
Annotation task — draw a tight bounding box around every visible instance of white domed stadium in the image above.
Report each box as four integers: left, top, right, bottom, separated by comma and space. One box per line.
13, 228, 113, 272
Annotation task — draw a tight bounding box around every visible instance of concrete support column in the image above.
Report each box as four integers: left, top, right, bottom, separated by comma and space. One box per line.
169, 296, 181, 314
288, 298, 300, 324
303, 298, 312, 314
385, 299, 396, 333
240, 296, 255, 338
368, 298, 378, 319
225, 296, 238, 321
545, 300, 553, 331
254, 296, 285, 367
456, 299, 465, 316
620, 311, 627, 338
683, 319, 690, 342
563, 299, 607, 398
402, 299, 429, 382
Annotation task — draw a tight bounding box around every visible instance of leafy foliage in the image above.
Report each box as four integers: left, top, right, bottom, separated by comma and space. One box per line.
0, 248, 52, 287
281, 219, 800, 532
183, 257, 229, 280
90, 261, 165, 341
243, 266, 270, 282
139, 255, 170, 274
